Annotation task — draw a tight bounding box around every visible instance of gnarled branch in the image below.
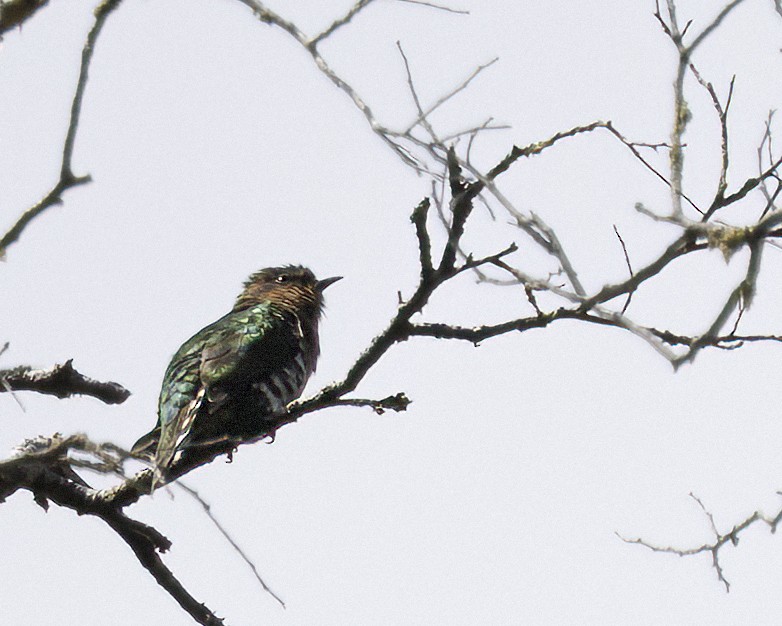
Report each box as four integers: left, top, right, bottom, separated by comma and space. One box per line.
0, 360, 130, 404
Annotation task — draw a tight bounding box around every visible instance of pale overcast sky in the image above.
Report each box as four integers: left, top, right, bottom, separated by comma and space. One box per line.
3, 1, 782, 624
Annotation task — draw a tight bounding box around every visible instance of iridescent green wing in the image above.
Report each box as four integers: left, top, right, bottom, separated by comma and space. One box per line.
154, 304, 281, 475
152, 323, 210, 480
198, 304, 280, 392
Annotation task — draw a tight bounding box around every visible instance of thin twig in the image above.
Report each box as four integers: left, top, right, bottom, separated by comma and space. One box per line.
411, 198, 434, 278
657, 0, 746, 219
618, 491, 782, 593
402, 58, 499, 135
674, 236, 764, 368
0, 435, 223, 626
397, 41, 440, 143
330, 393, 411, 414
612, 225, 635, 314
604, 121, 702, 213
758, 111, 778, 217
310, 0, 375, 46
394, 0, 469, 15
688, 0, 745, 53
688, 63, 733, 220
239, 0, 427, 173
0, 0, 123, 256
176, 482, 286, 609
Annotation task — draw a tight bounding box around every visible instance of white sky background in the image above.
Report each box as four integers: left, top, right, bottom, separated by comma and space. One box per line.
2, 0, 782, 623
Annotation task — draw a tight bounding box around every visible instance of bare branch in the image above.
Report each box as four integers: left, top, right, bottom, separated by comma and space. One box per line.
439, 120, 511, 144
728, 292, 746, 336
530, 212, 586, 296
0, 174, 91, 261
758, 110, 779, 217
651, 326, 782, 349
407, 312, 561, 343
410, 198, 434, 278
236, 0, 425, 172
0, 360, 130, 404
669, 52, 688, 216
456, 243, 518, 275
485, 121, 610, 182
628, 141, 675, 150
5, 3, 780, 621
176, 482, 286, 609
580, 233, 700, 311
397, 41, 440, 143
688, 63, 733, 219
0, 0, 123, 257
688, 1, 745, 53
394, 0, 469, 14
0, 435, 223, 625
105, 511, 224, 626
612, 225, 635, 315
619, 491, 782, 593
604, 121, 702, 213
720, 153, 782, 208
656, 0, 746, 219
402, 57, 499, 135
310, 0, 375, 46
330, 393, 412, 414
673, 236, 763, 368
405, 306, 640, 344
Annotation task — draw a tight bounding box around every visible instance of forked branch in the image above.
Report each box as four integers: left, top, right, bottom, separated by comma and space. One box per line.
0, 0, 123, 257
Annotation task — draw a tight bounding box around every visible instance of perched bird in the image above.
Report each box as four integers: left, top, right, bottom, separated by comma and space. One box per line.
132, 265, 341, 485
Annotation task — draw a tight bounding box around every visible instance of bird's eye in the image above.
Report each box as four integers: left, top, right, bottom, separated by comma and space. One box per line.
275, 274, 289, 283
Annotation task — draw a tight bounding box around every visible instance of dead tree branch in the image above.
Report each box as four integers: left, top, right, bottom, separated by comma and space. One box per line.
655, 0, 746, 218
619, 492, 782, 592
0, 360, 130, 404
4, 0, 782, 622
0, 434, 224, 626
0, 0, 123, 258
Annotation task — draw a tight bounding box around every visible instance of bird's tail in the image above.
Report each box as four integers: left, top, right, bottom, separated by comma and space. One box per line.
130, 427, 160, 459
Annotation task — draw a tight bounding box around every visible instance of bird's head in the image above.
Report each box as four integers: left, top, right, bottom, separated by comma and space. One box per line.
234, 265, 342, 313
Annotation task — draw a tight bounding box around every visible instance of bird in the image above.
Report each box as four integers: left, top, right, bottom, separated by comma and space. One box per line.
131, 265, 341, 487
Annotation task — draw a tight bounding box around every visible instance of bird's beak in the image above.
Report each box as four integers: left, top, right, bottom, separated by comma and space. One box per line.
316, 275, 343, 292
